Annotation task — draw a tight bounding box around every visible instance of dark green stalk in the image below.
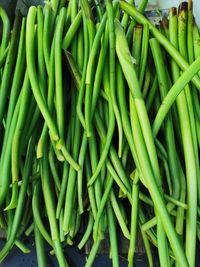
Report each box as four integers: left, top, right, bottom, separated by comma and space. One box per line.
0, 12, 22, 125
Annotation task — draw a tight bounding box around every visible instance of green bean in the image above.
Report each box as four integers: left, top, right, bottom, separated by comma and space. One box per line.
115, 22, 188, 266
62, 11, 83, 50
41, 144, 68, 267
26, 7, 58, 140
0, 12, 22, 125
119, 0, 200, 90
139, 24, 149, 87
56, 127, 71, 219
145, 74, 158, 111
0, 7, 10, 59
132, 24, 143, 76
34, 223, 46, 267
0, 44, 8, 68
0, 135, 36, 262
107, 201, 119, 267
109, 190, 130, 239
26, 7, 79, 170
32, 181, 53, 247
37, 37, 56, 159
8, 71, 31, 210
63, 87, 82, 233
76, 15, 89, 128
87, 65, 115, 186
43, 4, 53, 74
84, 11, 106, 137
140, 225, 153, 267
85, 154, 98, 218
93, 173, 113, 241
121, 0, 135, 31
150, 38, 180, 212
37, 6, 47, 95
85, 238, 101, 267
77, 133, 88, 214
106, 0, 123, 157
115, 20, 161, 187
142, 67, 151, 99
49, 146, 61, 191
152, 56, 200, 136
128, 174, 139, 267
55, 8, 67, 141
193, 22, 200, 61
0, 92, 22, 206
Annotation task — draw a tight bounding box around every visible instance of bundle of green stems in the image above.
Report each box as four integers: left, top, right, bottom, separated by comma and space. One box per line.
0, 0, 200, 266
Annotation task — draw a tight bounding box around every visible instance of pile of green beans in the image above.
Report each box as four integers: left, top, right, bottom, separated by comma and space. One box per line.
0, 0, 200, 266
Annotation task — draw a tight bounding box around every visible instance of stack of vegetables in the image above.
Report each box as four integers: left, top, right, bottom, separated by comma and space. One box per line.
0, 0, 200, 266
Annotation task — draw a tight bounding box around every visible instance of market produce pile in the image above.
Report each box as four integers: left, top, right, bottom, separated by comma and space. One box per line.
0, 0, 200, 266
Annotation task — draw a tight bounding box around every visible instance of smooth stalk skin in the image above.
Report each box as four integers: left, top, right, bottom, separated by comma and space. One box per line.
26, 7, 79, 170
0, 45, 9, 68
128, 176, 139, 267
81, 0, 96, 137
8, 71, 31, 210
139, 24, 149, 87
141, 67, 151, 99
37, 38, 58, 159
77, 133, 88, 214
56, 130, 71, 219
84, 11, 107, 137
145, 74, 158, 111
193, 23, 200, 61
0, 7, 10, 59
43, 4, 53, 75
134, 27, 170, 267
55, 7, 67, 141
96, 120, 131, 193
84, 238, 101, 267
37, 6, 47, 95
107, 202, 119, 267
126, 0, 148, 45
34, 223, 47, 267
140, 226, 153, 267
115, 20, 161, 187
76, 15, 89, 128
0, 136, 36, 262
32, 182, 53, 247
0, 12, 22, 125
121, 0, 135, 31
129, 95, 189, 266
109, 190, 130, 239
63, 2, 83, 232
87, 66, 115, 186
152, 56, 200, 136
62, 10, 82, 50
0, 92, 22, 206
115, 20, 188, 266
174, 4, 197, 266
106, 0, 123, 157
132, 24, 143, 76
26, 6, 58, 140
91, 23, 109, 115
150, 39, 180, 213
78, 212, 94, 249
119, 0, 200, 91
93, 174, 113, 242
41, 145, 68, 267
49, 146, 61, 191
0, 18, 26, 155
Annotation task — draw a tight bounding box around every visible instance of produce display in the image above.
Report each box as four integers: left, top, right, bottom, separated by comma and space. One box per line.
0, 0, 200, 266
